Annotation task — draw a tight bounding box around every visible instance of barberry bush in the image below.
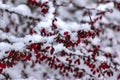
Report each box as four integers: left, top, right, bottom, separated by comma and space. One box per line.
0, 0, 120, 80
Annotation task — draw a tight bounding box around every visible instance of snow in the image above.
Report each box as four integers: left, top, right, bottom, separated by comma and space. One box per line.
55, 18, 91, 31
97, 2, 114, 11
0, 1, 10, 9
54, 44, 64, 53
90, 37, 101, 45
0, 2, 31, 16
10, 14, 19, 24
12, 42, 25, 51
16, 77, 37, 80
96, 56, 107, 62
0, 0, 120, 80
0, 42, 11, 54
10, 4, 32, 16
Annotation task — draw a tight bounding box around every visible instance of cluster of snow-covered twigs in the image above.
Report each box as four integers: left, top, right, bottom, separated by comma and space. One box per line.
0, 0, 120, 80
